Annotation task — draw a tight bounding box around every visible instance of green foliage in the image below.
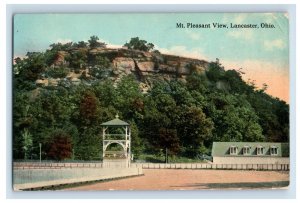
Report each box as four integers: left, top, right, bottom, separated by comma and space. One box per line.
73, 41, 88, 49
88, 35, 106, 49
177, 106, 214, 157
206, 61, 225, 82
124, 37, 155, 52
14, 52, 46, 91
12, 40, 289, 161
66, 49, 88, 71
45, 66, 69, 78
130, 121, 143, 157
22, 129, 33, 160
49, 42, 73, 52
89, 56, 111, 79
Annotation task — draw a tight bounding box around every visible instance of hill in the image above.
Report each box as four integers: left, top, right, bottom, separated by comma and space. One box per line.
13, 37, 289, 161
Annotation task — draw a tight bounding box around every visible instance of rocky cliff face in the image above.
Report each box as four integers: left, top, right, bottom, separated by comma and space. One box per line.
101, 48, 209, 90
37, 48, 209, 91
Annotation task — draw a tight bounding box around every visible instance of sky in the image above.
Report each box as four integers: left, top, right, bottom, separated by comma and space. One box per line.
13, 13, 289, 102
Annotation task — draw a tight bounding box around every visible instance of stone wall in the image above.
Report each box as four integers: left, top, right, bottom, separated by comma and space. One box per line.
14, 167, 143, 191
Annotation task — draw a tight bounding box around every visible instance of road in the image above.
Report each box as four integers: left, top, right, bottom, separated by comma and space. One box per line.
64, 169, 289, 190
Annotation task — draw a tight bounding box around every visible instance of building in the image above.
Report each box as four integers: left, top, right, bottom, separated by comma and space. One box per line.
212, 142, 289, 164
100, 115, 131, 168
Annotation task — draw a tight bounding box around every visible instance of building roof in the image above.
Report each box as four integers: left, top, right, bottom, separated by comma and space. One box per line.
212, 142, 289, 157
100, 115, 129, 126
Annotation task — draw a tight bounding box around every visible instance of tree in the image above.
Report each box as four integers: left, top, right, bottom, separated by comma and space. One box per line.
177, 106, 214, 157
15, 52, 46, 82
12, 38, 290, 162
49, 42, 73, 52
79, 91, 100, 126
88, 35, 106, 49
74, 41, 88, 49
206, 61, 225, 82
115, 75, 143, 119
66, 49, 88, 71
46, 129, 72, 161
219, 106, 264, 142
130, 121, 143, 158
169, 80, 195, 106
124, 37, 155, 52
157, 128, 180, 155
22, 129, 33, 160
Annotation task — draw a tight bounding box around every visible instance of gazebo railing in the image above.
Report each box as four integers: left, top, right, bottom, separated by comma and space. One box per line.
104, 134, 126, 140
104, 151, 127, 159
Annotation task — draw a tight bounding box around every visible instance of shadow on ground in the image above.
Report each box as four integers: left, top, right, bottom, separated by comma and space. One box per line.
172, 181, 289, 189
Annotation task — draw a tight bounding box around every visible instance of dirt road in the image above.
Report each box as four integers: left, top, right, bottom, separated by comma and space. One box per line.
64, 169, 289, 190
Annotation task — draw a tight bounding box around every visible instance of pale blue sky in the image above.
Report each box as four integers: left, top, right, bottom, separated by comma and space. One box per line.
13, 13, 289, 101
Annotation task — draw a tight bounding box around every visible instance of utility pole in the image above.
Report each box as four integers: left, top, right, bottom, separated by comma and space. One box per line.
165, 147, 168, 164
39, 143, 42, 163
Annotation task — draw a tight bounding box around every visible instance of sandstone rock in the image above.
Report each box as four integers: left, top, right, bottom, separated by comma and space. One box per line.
177, 65, 190, 75
136, 61, 155, 72
166, 60, 179, 67
113, 57, 135, 72
48, 78, 60, 86
54, 51, 68, 66
143, 52, 152, 58
193, 65, 206, 74
36, 79, 48, 86
158, 64, 176, 73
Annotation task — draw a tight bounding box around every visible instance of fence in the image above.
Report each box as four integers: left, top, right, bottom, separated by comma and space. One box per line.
131, 163, 289, 171
13, 162, 289, 171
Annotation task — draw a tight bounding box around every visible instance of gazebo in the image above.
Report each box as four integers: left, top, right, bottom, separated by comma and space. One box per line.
100, 114, 131, 168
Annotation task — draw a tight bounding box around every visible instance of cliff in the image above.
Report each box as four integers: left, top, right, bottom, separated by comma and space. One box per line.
36, 48, 210, 91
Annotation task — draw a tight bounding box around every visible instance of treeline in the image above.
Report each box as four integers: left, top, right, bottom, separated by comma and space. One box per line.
13, 37, 289, 161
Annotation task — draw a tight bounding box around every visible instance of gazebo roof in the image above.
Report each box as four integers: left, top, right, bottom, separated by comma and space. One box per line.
100, 115, 129, 126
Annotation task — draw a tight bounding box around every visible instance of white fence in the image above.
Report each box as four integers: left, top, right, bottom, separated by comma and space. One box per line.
131, 163, 289, 171
13, 162, 289, 171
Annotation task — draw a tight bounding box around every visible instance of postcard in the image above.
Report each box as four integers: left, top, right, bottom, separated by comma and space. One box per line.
13, 13, 289, 191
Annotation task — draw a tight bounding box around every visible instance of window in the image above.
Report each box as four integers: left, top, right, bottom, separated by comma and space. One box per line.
257, 146, 264, 155
243, 146, 250, 155
230, 146, 238, 155
270, 146, 278, 155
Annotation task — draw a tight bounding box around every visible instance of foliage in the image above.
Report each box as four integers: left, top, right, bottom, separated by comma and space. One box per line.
157, 128, 180, 155
124, 37, 155, 52
89, 56, 111, 79
73, 41, 88, 49
177, 106, 214, 157
88, 35, 106, 49
79, 91, 100, 126
12, 39, 289, 161
66, 49, 88, 71
206, 61, 225, 82
46, 129, 72, 161
45, 66, 69, 78
22, 129, 33, 160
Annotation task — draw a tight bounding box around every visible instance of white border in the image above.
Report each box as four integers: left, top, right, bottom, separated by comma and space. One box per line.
2, 3, 297, 200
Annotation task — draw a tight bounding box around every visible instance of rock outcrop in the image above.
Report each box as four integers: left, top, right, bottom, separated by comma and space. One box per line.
43, 48, 210, 91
